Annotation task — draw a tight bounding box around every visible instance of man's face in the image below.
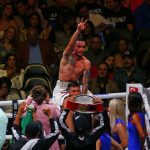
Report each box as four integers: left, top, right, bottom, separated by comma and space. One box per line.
106, 0, 118, 10
6, 27, 16, 41
79, 7, 89, 19
30, 15, 39, 27
98, 64, 108, 78
3, 4, 13, 17
105, 56, 114, 68
90, 37, 101, 52
68, 86, 81, 97
0, 83, 9, 99
74, 41, 86, 57
7, 55, 16, 67
17, 3, 26, 15
118, 39, 128, 52
27, 28, 38, 45
124, 57, 134, 68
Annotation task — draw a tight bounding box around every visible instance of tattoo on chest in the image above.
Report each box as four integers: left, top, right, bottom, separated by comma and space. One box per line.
69, 55, 75, 65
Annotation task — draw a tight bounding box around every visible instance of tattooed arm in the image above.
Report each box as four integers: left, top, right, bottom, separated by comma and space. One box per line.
82, 59, 91, 94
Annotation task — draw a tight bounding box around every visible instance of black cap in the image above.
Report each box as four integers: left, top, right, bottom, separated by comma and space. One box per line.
74, 115, 88, 134
123, 51, 135, 59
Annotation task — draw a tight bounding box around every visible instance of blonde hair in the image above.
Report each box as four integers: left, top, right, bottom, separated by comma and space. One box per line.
109, 99, 126, 129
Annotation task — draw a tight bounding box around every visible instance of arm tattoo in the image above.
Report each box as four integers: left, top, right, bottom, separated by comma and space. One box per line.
68, 55, 75, 65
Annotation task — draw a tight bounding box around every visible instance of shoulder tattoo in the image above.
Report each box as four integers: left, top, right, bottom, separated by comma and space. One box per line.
68, 55, 75, 65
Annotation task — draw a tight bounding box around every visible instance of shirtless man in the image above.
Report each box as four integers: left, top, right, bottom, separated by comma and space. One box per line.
53, 19, 91, 108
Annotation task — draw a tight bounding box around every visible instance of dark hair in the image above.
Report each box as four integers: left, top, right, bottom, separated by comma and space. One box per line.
128, 92, 143, 118
62, 7, 76, 23
2, 26, 18, 45
2, 2, 14, 18
25, 120, 43, 139
27, 12, 42, 33
92, 34, 102, 41
74, 115, 89, 135
0, 77, 12, 92
77, 33, 86, 43
75, 2, 89, 15
2, 2, 14, 10
67, 81, 80, 91
16, 0, 26, 5
98, 62, 110, 76
30, 85, 47, 105
4, 53, 21, 75
104, 52, 114, 60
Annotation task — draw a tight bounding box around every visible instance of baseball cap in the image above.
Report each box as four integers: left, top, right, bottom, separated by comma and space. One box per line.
74, 115, 88, 134
123, 51, 135, 59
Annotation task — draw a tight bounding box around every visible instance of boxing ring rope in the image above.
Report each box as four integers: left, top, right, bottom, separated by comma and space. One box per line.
0, 92, 127, 140
0, 92, 127, 118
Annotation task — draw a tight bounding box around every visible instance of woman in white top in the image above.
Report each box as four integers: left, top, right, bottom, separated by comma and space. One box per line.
0, 53, 24, 90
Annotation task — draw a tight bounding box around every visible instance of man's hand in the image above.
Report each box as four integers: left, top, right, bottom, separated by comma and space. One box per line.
77, 19, 87, 32
66, 96, 75, 102
43, 108, 51, 118
92, 97, 102, 104
81, 86, 87, 94
18, 102, 26, 115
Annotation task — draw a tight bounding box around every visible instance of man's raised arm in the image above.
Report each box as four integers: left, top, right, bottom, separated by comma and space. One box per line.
63, 19, 87, 57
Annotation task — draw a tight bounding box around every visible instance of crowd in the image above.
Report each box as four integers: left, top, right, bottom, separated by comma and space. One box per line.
0, 0, 149, 149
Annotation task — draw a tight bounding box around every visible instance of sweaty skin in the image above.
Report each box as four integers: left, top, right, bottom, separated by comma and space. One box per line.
58, 20, 91, 93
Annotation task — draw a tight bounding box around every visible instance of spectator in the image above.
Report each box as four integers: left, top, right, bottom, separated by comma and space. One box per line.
14, 0, 28, 30
16, 27, 58, 70
0, 108, 8, 149
20, 11, 52, 41
89, 62, 119, 94
134, 0, 150, 32
9, 102, 59, 150
0, 76, 12, 112
114, 51, 146, 91
113, 38, 134, 68
53, 7, 76, 59
109, 99, 128, 148
128, 92, 146, 150
82, 20, 95, 46
122, 0, 143, 14
104, 53, 115, 80
0, 53, 24, 90
105, 0, 134, 31
0, 2, 17, 39
75, 2, 90, 22
0, 26, 18, 63
25, 85, 60, 150
84, 34, 106, 79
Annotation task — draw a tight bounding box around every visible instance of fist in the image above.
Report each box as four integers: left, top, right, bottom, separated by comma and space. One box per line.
18, 102, 26, 115
43, 108, 51, 118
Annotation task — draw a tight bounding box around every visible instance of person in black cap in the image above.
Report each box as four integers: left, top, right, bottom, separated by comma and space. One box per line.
114, 51, 146, 91
58, 107, 104, 150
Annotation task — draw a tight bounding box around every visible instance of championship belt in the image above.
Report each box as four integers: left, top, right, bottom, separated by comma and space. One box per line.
66, 95, 103, 113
